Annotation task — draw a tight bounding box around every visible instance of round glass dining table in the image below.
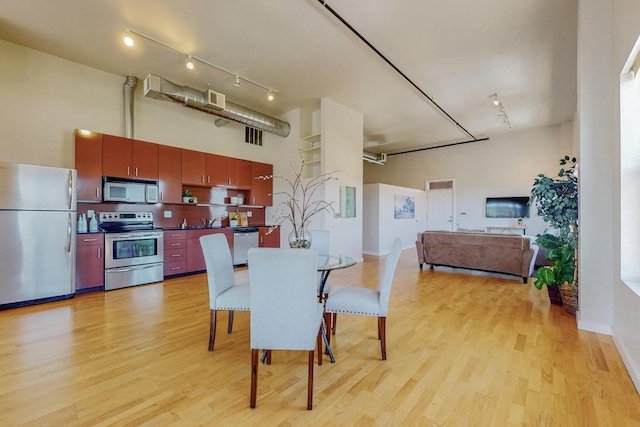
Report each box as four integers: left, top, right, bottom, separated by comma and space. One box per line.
317, 253, 356, 296
316, 253, 356, 363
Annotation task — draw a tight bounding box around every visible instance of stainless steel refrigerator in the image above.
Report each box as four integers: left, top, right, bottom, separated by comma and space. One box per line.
0, 162, 77, 308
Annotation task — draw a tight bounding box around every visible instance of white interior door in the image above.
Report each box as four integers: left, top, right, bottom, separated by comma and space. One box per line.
427, 188, 454, 231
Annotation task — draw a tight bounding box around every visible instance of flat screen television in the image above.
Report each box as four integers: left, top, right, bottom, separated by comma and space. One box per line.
486, 196, 530, 218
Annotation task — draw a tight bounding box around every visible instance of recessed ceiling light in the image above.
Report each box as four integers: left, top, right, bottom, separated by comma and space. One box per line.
267, 90, 274, 101
123, 35, 134, 47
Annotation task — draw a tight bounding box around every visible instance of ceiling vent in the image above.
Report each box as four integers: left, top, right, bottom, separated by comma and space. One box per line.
205, 89, 225, 110
143, 74, 290, 137
363, 151, 387, 165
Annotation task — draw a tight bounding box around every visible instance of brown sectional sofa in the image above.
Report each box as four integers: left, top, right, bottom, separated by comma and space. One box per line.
415, 231, 539, 283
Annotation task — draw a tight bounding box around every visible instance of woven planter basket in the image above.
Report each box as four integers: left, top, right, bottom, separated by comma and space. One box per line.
559, 283, 578, 315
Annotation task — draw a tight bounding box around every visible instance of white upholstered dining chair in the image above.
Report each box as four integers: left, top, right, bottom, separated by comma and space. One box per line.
200, 233, 250, 352
248, 247, 324, 410
324, 237, 403, 360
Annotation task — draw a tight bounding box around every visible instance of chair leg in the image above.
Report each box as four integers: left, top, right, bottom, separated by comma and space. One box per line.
307, 349, 314, 410
317, 327, 323, 366
208, 310, 217, 351
324, 312, 331, 347
331, 313, 337, 335
379, 317, 387, 361
250, 348, 258, 408
227, 310, 234, 333
266, 350, 272, 365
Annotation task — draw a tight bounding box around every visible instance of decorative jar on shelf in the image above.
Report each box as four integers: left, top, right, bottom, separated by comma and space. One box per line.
288, 228, 312, 249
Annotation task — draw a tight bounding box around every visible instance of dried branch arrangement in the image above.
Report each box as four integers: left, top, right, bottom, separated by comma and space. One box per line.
255, 151, 337, 241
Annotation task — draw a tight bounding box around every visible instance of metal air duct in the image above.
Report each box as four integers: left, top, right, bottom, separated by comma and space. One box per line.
363, 151, 387, 165
143, 74, 290, 137
123, 76, 138, 138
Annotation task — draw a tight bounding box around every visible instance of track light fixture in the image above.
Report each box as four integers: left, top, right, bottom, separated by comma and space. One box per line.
490, 93, 512, 129
185, 56, 194, 70
123, 32, 134, 47
123, 29, 278, 99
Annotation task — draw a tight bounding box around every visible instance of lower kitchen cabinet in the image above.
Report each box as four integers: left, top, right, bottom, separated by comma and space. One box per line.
76, 234, 104, 293
164, 230, 187, 277
259, 226, 280, 248
186, 229, 233, 273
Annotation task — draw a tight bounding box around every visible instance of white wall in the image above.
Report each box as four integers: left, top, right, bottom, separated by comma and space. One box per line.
317, 98, 364, 261
363, 184, 427, 256
362, 185, 380, 254
0, 39, 278, 168
610, 0, 640, 393
364, 124, 572, 237
576, 0, 615, 335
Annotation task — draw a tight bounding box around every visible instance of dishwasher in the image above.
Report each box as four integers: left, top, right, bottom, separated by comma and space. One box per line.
233, 227, 259, 265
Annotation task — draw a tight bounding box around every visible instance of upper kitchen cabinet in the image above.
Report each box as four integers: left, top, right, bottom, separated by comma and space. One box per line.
227, 158, 252, 189
249, 162, 273, 206
205, 153, 227, 187
181, 150, 227, 187
102, 135, 159, 180
158, 145, 182, 203
181, 149, 206, 186
74, 129, 103, 202
181, 151, 251, 189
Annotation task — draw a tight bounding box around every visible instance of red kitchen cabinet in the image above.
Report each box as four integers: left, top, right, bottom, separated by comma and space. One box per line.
103, 135, 159, 180
132, 140, 159, 180
76, 234, 104, 292
259, 226, 280, 248
158, 145, 182, 203
181, 149, 206, 186
164, 230, 187, 277
186, 228, 233, 273
227, 158, 252, 189
74, 130, 103, 202
205, 153, 228, 187
249, 162, 273, 206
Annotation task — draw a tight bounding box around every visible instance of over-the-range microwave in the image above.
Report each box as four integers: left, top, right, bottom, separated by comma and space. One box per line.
103, 178, 159, 203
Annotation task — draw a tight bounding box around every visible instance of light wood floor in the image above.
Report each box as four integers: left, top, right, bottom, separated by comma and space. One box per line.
1, 249, 639, 426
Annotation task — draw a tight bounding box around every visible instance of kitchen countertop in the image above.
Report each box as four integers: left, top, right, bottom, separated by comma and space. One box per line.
161, 225, 271, 231
77, 225, 277, 234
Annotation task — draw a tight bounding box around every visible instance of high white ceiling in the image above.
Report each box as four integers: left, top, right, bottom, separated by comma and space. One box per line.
0, 0, 577, 154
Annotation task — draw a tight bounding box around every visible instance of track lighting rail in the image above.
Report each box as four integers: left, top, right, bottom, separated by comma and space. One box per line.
316, 0, 478, 141
126, 29, 278, 100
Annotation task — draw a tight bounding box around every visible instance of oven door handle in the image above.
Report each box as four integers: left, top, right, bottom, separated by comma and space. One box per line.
107, 233, 161, 240
107, 264, 159, 273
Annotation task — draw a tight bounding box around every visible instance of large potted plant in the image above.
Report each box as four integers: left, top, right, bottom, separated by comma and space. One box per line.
530, 156, 578, 314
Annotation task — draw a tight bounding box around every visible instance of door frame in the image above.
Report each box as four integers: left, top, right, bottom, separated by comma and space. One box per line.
425, 178, 456, 231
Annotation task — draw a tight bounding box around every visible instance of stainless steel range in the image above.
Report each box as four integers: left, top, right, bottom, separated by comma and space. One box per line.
99, 211, 164, 291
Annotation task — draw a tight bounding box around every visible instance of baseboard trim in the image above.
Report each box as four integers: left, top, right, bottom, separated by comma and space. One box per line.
612, 328, 640, 395
576, 310, 612, 335
362, 250, 382, 256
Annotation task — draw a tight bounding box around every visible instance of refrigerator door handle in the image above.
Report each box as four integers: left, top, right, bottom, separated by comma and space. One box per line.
67, 170, 73, 210
66, 213, 72, 253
